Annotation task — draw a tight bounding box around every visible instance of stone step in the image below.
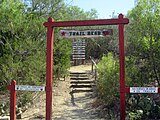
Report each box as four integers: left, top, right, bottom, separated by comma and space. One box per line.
0, 116, 10, 120
69, 72, 94, 93
70, 80, 95, 84
70, 89, 93, 93
70, 77, 89, 80
70, 72, 87, 75
70, 74, 88, 77
70, 84, 94, 88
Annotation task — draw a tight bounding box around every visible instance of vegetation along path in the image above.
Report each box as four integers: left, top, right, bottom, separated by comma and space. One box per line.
21, 65, 104, 120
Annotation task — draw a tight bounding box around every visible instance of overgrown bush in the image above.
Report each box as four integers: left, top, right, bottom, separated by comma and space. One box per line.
96, 53, 160, 119
54, 38, 72, 78
97, 53, 119, 104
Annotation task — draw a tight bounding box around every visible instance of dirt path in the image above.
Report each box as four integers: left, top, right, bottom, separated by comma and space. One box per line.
21, 65, 104, 120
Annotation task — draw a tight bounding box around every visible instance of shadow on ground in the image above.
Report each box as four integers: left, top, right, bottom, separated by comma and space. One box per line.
53, 92, 103, 120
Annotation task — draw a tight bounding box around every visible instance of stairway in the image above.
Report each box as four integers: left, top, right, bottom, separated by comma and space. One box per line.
70, 72, 95, 93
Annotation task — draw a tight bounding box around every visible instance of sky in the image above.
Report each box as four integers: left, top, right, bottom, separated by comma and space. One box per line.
66, 0, 136, 19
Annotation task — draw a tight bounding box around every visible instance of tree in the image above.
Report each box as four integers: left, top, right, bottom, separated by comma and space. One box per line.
125, 0, 160, 119
0, 0, 99, 90
126, 0, 160, 86
0, 0, 99, 115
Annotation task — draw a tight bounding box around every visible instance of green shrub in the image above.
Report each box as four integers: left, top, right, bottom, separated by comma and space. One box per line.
127, 94, 160, 119
97, 53, 119, 104
54, 38, 72, 78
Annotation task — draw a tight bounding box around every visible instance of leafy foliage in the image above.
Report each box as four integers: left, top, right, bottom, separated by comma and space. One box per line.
0, 0, 98, 115
54, 38, 72, 77
127, 94, 160, 119
0, 0, 46, 91
126, 0, 160, 85
0, 0, 98, 88
125, 1, 160, 118
97, 53, 119, 104
95, 0, 160, 119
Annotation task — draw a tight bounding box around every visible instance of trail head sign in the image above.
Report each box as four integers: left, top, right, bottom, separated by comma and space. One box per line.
59, 29, 113, 38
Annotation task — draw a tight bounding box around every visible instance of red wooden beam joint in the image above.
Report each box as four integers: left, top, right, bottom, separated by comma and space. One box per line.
43, 17, 54, 27
45, 86, 52, 92
125, 87, 130, 93
118, 14, 124, 19
120, 87, 126, 93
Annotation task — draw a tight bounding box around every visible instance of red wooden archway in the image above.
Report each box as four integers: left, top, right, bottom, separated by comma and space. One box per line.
43, 14, 129, 120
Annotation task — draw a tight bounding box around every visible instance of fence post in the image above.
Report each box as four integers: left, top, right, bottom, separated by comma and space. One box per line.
118, 14, 126, 120
44, 17, 54, 120
7, 80, 16, 120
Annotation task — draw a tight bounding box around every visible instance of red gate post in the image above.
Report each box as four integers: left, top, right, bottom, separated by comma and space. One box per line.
44, 17, 54, 120
118, 14, 126, 120
7, 80, 16, 120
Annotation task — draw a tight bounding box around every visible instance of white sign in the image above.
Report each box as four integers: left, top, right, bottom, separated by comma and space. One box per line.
59, 29, 113, 38
73, 46, 85, 48
73, 47, 85, 50
73, 49, 85, 53
73, 55, 85, 57
15, 85, 45, 91
73, 52, 85, 54
73, 57, 85, 60
73, 40, 85, 43
130, 87, 158, 93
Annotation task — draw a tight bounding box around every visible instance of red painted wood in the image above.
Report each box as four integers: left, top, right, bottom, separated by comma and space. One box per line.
44, 16, 129, 27
125, 87, 130, 93
45, 17, 54, 120
43, 13, 129, 120
118, 14, 126, 120
7, 80, 16, 120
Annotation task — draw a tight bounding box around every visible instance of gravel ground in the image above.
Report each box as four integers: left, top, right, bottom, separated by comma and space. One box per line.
21, 65, 104, 120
